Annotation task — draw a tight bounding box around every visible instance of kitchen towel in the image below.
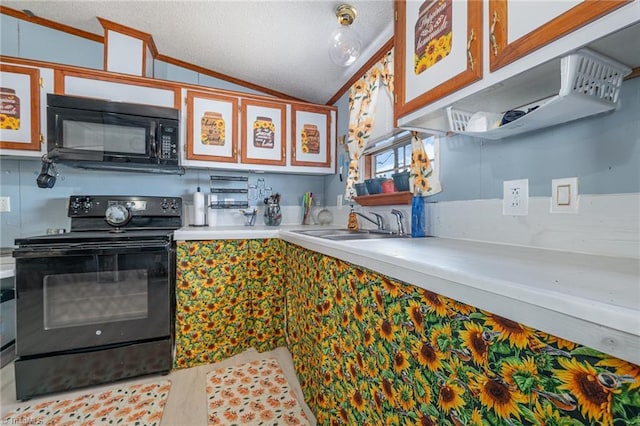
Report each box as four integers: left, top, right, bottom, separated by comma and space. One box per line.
206, 358, 309, 425
2, 379, 171, 425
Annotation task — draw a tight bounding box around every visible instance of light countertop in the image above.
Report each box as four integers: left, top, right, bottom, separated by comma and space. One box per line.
175, 226, 640, 365
0, 257, 15, 280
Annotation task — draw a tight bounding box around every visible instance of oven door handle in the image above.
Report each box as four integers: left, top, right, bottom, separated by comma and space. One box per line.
14, 241, 172, 257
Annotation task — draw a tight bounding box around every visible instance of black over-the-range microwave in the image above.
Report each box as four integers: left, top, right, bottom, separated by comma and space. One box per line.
47, 94, 180, 171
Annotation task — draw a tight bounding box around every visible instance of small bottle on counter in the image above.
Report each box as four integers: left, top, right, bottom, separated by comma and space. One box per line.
347, 206, 359, 231
411, 193, 427, 237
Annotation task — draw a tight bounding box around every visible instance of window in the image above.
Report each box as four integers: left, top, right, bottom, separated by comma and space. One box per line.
364, 132, 438, 180
373, 142, 411, 178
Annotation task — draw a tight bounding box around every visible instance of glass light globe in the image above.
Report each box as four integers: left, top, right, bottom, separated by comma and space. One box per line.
329, 26, 362, 67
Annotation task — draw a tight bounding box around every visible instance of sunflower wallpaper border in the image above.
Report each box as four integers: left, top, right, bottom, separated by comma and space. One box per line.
283, 243, 640, 426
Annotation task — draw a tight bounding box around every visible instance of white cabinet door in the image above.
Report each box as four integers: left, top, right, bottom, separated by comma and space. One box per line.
395, 0, 483, 119
0, 63, 53, 158
58, 69, 179, 108
489, 0, 629, 71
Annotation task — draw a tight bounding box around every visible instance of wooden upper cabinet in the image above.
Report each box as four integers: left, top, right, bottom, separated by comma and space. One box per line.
0, 64, 42, 152
186, 90, 239, 163
488, 0, 630, 72
291, 104, 331, 168
98, 17, 157, 77
240, 99, 286, 166
395, 0, 483, 119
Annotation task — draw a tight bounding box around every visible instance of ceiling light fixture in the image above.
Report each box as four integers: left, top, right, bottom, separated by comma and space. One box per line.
328, 4, 362, 67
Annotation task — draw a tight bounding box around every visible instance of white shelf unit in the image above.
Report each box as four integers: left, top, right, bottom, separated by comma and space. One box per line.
446, 49, 631, 140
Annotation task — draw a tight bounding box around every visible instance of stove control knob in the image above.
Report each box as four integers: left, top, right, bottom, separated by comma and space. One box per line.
170, 200, 179, 210
81, 197, 92, 212
70, 199, 82, 211
105, 204, 131, 227
160, 200, 169, 210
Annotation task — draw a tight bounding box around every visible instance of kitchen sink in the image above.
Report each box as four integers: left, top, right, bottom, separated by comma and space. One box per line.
292, 228, 408, 241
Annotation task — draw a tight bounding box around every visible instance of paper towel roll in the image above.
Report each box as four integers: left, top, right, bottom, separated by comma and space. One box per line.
193, 188, 205, 225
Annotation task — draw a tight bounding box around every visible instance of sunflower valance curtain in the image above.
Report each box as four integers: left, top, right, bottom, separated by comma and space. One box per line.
410, 131, 441, 196
345, 49, 394, 200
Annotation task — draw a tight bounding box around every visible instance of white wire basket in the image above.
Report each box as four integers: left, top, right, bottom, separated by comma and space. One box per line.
446, 49, 631, 139
560, 48, 629, 103
446, 108, 473, 133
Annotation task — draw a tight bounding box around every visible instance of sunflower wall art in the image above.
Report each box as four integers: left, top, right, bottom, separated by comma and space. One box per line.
283, 243, 640, 426
185, 90, 238, 163
0, 63, 41, 151
174, 239, 286, 369
414, 0, 453, 75
241, 99, 286, 166
291, 104, 331, 168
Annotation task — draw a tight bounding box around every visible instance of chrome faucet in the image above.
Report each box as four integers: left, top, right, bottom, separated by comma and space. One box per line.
354, 211, 385, 230
390, 209, 405, 235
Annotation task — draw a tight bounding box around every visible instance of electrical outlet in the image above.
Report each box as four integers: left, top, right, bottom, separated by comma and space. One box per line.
503, 179, 528, 215
0, 196, 10, 212
337, 194, 343, 209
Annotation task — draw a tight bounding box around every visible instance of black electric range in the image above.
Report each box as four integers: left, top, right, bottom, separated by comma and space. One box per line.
12, 195, 182, 400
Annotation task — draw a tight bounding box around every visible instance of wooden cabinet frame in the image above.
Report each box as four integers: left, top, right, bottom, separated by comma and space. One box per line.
395, 0, 483, 119
291, 104, 331, 167
241, 99, 286, 166
0, 64, 41, 151
186, 90, 239, 163
488, 0, 630, 72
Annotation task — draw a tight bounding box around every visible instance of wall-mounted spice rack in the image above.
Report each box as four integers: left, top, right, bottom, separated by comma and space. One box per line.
209, 175, 249, 209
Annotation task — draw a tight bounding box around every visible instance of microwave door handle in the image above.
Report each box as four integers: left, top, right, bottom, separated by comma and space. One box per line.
150, 123, 158, 160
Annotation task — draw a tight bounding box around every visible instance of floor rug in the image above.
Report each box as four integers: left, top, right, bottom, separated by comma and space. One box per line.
207, 358, 310, 426
2, 379, 171, 426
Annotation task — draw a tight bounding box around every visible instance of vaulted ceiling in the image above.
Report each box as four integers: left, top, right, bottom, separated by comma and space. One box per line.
2, 1, 395, 105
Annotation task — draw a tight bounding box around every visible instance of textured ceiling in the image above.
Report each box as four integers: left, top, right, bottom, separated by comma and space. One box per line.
2, 0, 395, 104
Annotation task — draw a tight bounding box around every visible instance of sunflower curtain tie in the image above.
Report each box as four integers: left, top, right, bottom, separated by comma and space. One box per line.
410, 132, 441, 196
345, 70, 381, 200
345, 140, 363, 200
344, 49, 395, 200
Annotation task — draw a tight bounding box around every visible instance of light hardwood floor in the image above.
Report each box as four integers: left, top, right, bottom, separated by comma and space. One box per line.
1, 346, 316, 425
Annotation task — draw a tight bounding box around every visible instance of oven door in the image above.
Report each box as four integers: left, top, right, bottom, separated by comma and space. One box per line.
14, 241, 173, 356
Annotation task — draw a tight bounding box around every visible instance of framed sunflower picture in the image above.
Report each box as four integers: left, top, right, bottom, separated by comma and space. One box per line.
291, 104, 331, 167
186, 90, 238, 163
241, 99, 286, 166
395, 0, 483, 118
0, 64, 41, 151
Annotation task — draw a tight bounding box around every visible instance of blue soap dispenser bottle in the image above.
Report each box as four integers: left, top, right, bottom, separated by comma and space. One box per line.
411, 191, 426, 238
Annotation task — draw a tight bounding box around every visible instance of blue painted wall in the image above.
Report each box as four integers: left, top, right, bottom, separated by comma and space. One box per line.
0, 159, 323, 246
1, 15, 102, 69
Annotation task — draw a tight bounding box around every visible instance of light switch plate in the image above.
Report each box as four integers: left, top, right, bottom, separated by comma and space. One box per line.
551, 177, 579, 213
0, 196, 10, 213
503, 179, 529, 216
